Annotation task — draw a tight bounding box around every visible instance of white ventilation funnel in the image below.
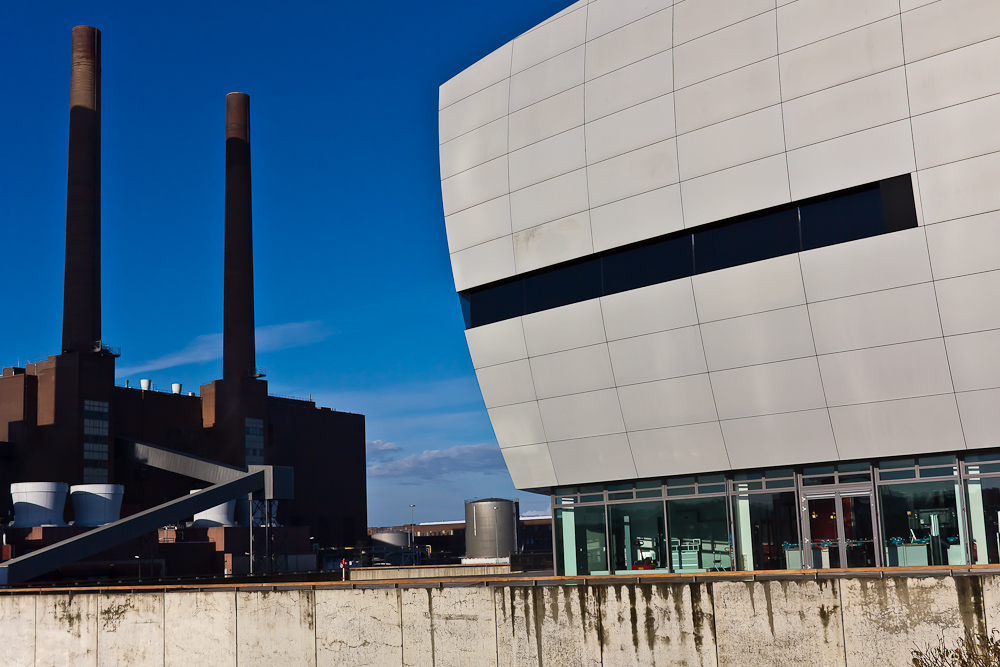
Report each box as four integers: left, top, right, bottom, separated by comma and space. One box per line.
70, 484, 124, 526
190, 490, 237, 527
10, 482, 68, 527
171, 383, 182, 394
140, 378, 151, 391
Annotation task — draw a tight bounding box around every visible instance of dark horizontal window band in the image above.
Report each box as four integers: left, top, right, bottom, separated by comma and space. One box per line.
459, 174, 919, 330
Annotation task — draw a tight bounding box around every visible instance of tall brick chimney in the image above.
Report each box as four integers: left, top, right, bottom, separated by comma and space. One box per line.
223, 92, 255, 380
62, 26, 102, 354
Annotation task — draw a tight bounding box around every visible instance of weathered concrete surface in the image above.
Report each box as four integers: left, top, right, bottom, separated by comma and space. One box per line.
714, 580, 843, 667
35, 593, 98, 667
164, 591, 236, 667
600, 583, 717, 667
401, 586, 498, 667
432, 587, 498, 667
316, 587, 402, 666
0, 594, 34, 667
237, 589, 316, 667
97, 592, 164, 667
981, 574, 1000, 635
400, 588, 434, 667
841, 576, 982, 667
4, 573, 1000, 666
495, 585, 602, 667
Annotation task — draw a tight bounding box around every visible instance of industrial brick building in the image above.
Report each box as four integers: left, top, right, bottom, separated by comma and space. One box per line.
0, 26, 366, 579
440, 0, 1000, 575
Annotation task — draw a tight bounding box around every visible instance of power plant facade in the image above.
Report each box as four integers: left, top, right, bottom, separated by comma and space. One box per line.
440, 0, 1000, 574
0, 27, 366, 579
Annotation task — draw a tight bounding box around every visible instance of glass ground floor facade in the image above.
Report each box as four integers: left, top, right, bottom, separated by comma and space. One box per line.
552, 451, 1000, 575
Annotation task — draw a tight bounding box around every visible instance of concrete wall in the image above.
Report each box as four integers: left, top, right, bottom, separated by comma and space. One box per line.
0, 574, 996, 666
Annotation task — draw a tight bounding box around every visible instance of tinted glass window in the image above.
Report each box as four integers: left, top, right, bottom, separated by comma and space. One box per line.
525, 258, 601, 314
602, 235, 693, 296
880, 174, 919, 233
697, 474, 726, 483
880, 470, 916, 480
968, 463, 1000, 474
919, 455, 956, 466
460, 174, 918, 329
459, 293, 471, 329
470, 279, 524, 328
966, 452, 1000, 463
694, 208, 799, 274
800, 186, 882, 250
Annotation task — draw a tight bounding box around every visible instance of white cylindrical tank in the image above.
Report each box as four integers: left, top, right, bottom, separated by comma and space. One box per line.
69, 484, 124, 526
140, 378, 151, 391
10, 482, 69, 527
171, 383, 182, 394
190, 490, 237, 527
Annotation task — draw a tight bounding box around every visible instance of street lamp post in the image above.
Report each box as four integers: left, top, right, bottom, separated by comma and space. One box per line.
409, 504, 415, 548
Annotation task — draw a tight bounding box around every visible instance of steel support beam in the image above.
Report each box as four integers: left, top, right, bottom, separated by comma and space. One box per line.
118, 438, 293, 499
118, 438, 247, 484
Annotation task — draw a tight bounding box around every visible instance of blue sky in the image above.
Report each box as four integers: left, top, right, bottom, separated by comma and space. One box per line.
0, 1, 574, 526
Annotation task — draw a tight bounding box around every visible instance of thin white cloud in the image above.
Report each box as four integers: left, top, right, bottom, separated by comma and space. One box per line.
115, 332, 222, 377
256, 321, 329, 353
366, 439, 402, 463
368, 443, 506, 483
115, 320, 329, 377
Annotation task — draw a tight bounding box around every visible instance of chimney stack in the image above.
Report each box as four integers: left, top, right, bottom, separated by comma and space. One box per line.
62, 26, 102, 353
223, 93, 255, 380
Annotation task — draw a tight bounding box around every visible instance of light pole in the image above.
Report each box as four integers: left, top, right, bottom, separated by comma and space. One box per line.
493, 506, 499, 561
409, 504, 415, 548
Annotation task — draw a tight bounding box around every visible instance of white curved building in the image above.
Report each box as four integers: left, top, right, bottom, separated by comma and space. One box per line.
440, 0, 1000, 575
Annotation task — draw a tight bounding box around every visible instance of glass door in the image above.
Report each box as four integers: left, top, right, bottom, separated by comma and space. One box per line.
803, 487, 879, 568
841, 493, 877, 567
807, 495, 840, 568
